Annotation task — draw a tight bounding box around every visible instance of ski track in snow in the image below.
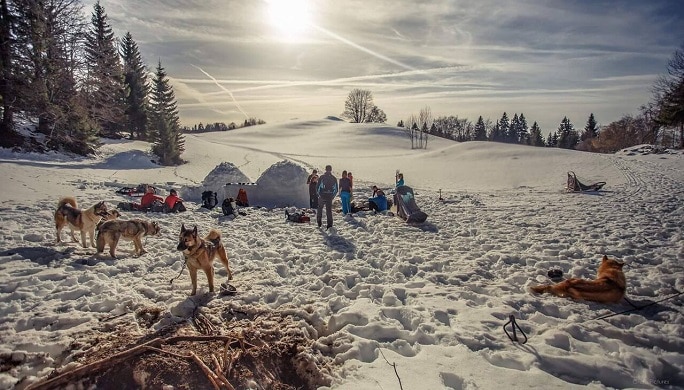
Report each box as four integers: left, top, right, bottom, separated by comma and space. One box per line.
0, 138, 683, 388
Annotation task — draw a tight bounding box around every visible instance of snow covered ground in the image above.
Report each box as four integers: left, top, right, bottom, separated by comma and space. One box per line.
0, 118, 683, 389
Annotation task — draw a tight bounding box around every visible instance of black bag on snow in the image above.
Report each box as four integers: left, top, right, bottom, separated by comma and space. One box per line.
285, 209, 310, 223
222, 197, 237, 216
201, 191, 218, 209
150, 199, 164, 213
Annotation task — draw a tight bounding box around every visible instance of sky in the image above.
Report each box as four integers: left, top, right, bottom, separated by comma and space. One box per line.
1, 119, 683, 388
87, 0, 684, 132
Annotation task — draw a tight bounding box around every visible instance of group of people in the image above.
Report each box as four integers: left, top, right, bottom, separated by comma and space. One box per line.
120, 185, 187, 213
307, 166, 397, 229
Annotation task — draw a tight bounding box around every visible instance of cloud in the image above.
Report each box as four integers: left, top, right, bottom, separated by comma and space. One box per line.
86, 0, 683, 130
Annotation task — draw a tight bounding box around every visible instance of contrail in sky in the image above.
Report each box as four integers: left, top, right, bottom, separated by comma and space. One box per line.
311, 25, 416, 72
191, 64, 250, 119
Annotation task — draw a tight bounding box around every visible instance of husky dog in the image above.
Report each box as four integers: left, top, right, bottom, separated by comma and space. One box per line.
96, 209, 121, 231
96, 219, 161, 258
176, 224, 232, 295
54, 197, 108, 248
530, 255, 626, 303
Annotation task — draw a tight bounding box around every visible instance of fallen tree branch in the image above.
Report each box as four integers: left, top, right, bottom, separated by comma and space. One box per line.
212, 354, 233, 390
190, 352, 228, 390
25, 338, 163, 390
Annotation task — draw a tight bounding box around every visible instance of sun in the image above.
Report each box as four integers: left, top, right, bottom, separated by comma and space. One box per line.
265, 0, 313, 42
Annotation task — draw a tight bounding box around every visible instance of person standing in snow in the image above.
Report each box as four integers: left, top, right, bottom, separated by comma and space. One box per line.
306, 169, 319, 209
339, 170, 352, 215
317, 165, 338, 229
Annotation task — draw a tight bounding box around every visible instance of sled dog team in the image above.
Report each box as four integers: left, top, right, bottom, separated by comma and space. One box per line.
54, 196, 625, 303
54, 196, 232, 295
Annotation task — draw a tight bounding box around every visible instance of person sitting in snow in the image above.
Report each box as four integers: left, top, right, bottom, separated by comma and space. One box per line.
163, 189, 186, 213
138, 185, 164, 212
368, 185, 388, 212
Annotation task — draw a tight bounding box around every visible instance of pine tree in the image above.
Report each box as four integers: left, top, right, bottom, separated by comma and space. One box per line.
498, 112, 509, 143
581, 113, 598, 141
653, 45, 684, 148
546, 132, 558, 147
556, 116, 579, 149
529, 121, 544, 146
12, 0, 99, 154
150, 60, 184, 165
84, 1, 125, 137
518, 113, 529, 144
120, 32, 150, 140
489, 120, 501, 141
473, 116, 487, 141
0, 0, 20, 146
510, 113, 520, 143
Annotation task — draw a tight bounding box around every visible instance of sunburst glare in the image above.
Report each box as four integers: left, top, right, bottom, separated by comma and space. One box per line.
265, 0, 313, 42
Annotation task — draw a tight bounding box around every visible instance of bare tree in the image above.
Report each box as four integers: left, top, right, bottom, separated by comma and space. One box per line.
404, 114, 418, 148
417, 106, 432, 149
366, 105, 386, 123
343, 89, 373, 123
418, 106, 433, 130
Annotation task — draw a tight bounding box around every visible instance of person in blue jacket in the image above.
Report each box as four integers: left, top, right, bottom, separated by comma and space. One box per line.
396, 172, 405, 187
317, 165, 338, 228
369, 186, 388, 212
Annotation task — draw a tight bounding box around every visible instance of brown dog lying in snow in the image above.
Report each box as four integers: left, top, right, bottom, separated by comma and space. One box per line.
530, 255, 626, 303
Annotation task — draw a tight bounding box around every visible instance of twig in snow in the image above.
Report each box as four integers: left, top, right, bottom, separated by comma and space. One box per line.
379, 348, 404, 390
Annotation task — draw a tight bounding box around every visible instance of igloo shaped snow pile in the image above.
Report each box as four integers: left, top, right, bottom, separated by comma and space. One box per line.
249, 160, 309, 208
180, 162, 251, 203
181, 160, 309, 208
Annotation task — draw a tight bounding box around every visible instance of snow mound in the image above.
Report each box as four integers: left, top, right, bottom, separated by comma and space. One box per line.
617, 144, 683, 156
181, 162, 251, 202
251, 160, 309, 208
101, 150, 158, 169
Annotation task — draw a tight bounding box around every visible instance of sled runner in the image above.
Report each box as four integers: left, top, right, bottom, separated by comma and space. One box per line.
394, 185, 427, 223
566, 171, 606, 192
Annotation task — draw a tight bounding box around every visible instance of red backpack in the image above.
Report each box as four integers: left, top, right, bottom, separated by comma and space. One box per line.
236, 188, 249, 207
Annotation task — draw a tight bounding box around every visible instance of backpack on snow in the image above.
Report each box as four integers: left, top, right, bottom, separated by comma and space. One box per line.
201, 191, 218, 209
149, 199, 164, 213
236, 188, 249, 207
285, 209, 310, 223
222, 197, 237, 216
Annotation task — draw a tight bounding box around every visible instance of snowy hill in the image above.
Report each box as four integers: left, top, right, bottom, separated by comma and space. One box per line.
0, 118, 683, 389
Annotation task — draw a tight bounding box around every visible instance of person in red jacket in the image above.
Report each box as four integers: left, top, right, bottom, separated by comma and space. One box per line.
163, 189, 186, 213
139, 186, 164, 211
